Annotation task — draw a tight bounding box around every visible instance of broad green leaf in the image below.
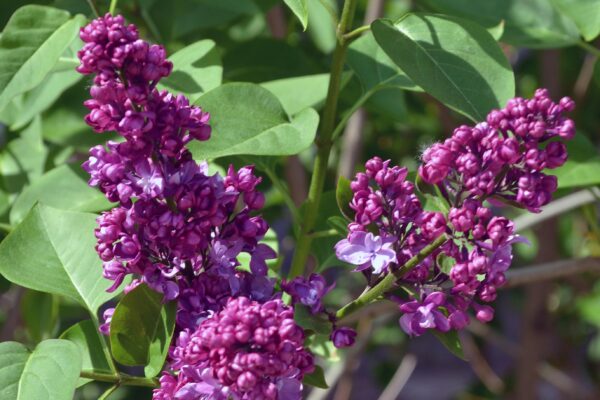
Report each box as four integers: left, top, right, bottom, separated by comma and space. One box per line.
423, 0, 580, 48
21, 290, 59, 343
294, 305, 331, 335
0, 204, 118, 314
432, 331, 466, 360
141, 0, 259, 40
10, 164, 112, 225
60, 320, 113, 387
550, 133, 600, 188
261, 74, 330, 115
0, 339, 82, 400
551, 0, 600, 41
307, 0, 337, 53
0, 34, 82, 130
156, 40, 222, 103
0, 6, 84, 112
190, 83, 319, 159
1, 117, 47, 195
42, 108, 112, 149
336, 176, 354, 220
284, 0, 308, 30
224, 39, 319, 83
303, 365, 328, 389
347, 32, 420, 92
109, 284, 176, 377
372, 14, 515, 122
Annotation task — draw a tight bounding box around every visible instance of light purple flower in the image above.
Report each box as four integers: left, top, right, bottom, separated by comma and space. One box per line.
335, 231, 397, 274
398, 292, 450, 337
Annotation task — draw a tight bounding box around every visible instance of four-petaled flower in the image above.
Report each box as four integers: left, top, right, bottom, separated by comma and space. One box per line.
335, 231, 397, 274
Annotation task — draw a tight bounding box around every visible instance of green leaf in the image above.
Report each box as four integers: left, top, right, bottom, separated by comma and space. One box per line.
346, 32, 420, 92
60, 320, 113, 387
10, 164, 112, 225
0, 66, 81, 130
550, 133, 600, 188
0, 6, 85, 112
190, 83, 319, 159
1, 117, 47, 195
156, 40, 222, 103
294, 305, 331, 335
307, 0, 337, 53
224, 39, 319, 83
432, 330, 466, 360
335, 176, 354, 220
109, 284, 176, 377
0, 339, 82, 400
327, 216, 348, 236
0, 204, 119, 314
551, 0, 600, 41
303, 365, 328, 389
21, 290, 59, 344
423, 0, 580, 48
372, 14, 515, 122
284, 0, 308, 30
260, 74, 330, 115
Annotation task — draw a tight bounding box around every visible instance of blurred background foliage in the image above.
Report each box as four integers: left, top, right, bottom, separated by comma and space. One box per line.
1, 0, 600, 399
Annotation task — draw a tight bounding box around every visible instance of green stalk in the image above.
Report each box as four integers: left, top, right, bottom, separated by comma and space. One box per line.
80, 370, 159, 388
109, 0, 119, 15
98, 384, 119, 400
288, 0, 359, 278
335, 234, 448, 320
579, 41, 600, 58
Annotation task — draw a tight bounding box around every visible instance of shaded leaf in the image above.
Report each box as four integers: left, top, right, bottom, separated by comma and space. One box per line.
283, 0, 308, 30
307, 0, 337, 53
423, 0, 580, 48
21, 290, 59, 343
294, 305, 332, 335
109, 284, 176, 377
347, 32, 420, 92
372, 14, 515, 122
0, 5, 84, 111
303, 365, 328, 389
336, 176, 354, 220
550, 133, 600, 188
432, 330, 466, 360
0, 204, 119, 314
551, 0, 600, 41
10, 164, 112, 225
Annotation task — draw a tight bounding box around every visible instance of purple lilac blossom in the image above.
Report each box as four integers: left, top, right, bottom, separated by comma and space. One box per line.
283, 273, 334, 314
335, 231, 397, 274
77, 15, 276, 313
336, 89, 574, 337
154, 297, 314, 400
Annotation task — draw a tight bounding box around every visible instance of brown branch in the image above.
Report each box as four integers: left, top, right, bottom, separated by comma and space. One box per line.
504, 257, 600, 289
377, 354, 417, 400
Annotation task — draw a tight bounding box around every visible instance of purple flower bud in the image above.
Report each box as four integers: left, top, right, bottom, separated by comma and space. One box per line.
331, 327, 357, 348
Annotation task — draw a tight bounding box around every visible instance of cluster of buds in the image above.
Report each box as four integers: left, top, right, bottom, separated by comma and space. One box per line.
336, 90, 574, 337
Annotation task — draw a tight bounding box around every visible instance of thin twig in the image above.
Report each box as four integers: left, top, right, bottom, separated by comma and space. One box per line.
514, 188, 600, 233
377, 354, 418, 400
503, 257, 600, 288
458, 331, 504, 394
86, 0, 100, 17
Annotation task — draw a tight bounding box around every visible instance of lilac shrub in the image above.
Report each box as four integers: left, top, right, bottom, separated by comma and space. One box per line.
75, 12, 576, 400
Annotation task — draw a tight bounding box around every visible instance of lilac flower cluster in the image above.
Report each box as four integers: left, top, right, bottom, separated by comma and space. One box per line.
78, 14, 275, 309
154, 297, 314, 400
419, 88, 574, 212
79, 15, 318, 399
336, 90, 574, 337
